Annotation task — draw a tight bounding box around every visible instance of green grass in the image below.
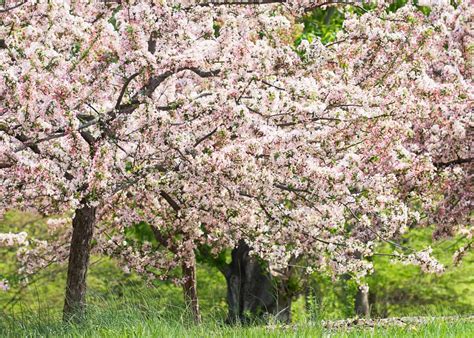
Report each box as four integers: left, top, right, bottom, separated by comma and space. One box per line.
1, 291, 473, 338
1, 212, 473, 337
1, 299, 473, 338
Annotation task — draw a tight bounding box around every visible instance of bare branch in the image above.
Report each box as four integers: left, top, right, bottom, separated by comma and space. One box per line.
194, 126, 218, 147
160, 191, 181, 212
115, 72, 141, 109
0, 160, 14, 169
434, 157, 473, 169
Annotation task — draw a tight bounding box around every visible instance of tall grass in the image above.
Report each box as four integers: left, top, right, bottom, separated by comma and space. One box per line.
1, 292, 473, 337
1, 213, 473, 336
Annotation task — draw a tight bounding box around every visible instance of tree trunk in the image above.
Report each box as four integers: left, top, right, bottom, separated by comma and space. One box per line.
182, 253, 201, 323
223, 240, 291, 324
63, 203, 96, 322
355, 288, 370, 318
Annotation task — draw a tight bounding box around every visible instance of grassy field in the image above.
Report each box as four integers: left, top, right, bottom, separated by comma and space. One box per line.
1, 295, 474, 338
1, 212, 473, 337
1, 278, 473, 337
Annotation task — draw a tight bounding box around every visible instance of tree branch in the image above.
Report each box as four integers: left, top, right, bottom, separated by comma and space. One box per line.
3, 67, 220, 159
194, 126, 218, 147
150, 224, 178, 253
196, 0, 285, 6
0, 1, 27, 13
115, 72, 141, 109
434, 157, 473, 169
160, 191, 181, 213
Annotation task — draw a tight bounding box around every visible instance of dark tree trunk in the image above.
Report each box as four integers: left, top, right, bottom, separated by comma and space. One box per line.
182, 253, 201, 323
223, 240, 292, 324
63, 203, 96, 322
355, 288, 370, 318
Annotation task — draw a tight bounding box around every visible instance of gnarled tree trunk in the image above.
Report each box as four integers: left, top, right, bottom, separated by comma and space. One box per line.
223, 240, 292, 324
182, 253, 201, 323
63, 203, 96, 322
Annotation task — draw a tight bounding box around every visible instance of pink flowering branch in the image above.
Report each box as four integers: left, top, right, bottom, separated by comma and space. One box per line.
1, 67, 220, 164
0, 0, 27, 13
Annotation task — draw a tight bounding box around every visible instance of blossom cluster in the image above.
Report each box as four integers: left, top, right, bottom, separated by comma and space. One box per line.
394, 247, 445, 274
0, 232, 28, 247
0, 231, 28, 291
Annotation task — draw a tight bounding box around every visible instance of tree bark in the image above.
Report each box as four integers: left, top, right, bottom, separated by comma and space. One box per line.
182, 253, 201, 323
223, 240, 292, 324
63, 203, 96, 322
355, 288, 370, 318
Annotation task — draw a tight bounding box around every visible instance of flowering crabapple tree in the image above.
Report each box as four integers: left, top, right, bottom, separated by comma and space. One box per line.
102, 0, 472, 322
0, 0, 472, 324
0, 0, 220, 321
